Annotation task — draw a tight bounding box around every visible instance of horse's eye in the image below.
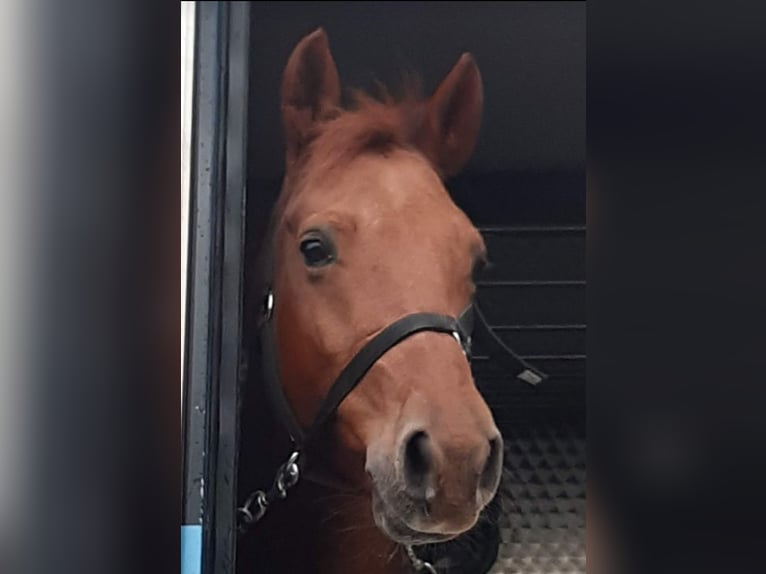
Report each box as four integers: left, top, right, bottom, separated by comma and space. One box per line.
300, 234, 335, 267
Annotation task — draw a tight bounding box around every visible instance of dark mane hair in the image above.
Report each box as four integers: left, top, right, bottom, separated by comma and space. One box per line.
297, 78, 428, 176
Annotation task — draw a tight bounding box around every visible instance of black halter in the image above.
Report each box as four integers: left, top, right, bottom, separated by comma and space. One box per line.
238, 287, 546, 533
261, 292, 475, 449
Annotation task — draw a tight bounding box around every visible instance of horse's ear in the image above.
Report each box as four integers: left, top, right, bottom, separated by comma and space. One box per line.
418, 54, 483, 178
281, 28, 341, 165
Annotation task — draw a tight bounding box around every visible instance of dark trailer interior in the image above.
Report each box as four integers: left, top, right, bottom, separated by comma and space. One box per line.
183, 3, 585, 574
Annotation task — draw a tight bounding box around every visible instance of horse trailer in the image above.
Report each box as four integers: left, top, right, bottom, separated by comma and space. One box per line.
182, 3, 585, 573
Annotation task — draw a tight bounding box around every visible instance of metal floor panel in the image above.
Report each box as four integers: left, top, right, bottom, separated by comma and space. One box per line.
489, 419, 585, 574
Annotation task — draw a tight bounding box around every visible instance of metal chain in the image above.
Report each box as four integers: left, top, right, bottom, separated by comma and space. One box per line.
237, 451, 301, 533
406, 545, 438, 574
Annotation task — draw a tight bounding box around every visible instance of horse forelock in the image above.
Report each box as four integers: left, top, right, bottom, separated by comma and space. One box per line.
285, 80, 431, 190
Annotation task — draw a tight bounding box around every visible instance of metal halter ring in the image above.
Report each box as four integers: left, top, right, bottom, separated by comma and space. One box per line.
451, 330, 470, 358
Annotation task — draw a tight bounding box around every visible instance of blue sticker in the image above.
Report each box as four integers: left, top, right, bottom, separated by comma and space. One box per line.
181, 524, 202, 574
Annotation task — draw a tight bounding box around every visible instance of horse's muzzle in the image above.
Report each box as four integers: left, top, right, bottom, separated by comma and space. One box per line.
367, 426, 503, 544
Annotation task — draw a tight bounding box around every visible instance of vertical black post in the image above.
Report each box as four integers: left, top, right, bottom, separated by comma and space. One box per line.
183, 3, 249, 573
213, 2, 250, 574
182, 2, 226, 574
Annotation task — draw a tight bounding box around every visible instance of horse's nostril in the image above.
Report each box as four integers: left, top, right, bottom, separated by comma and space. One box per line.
480, 435, 503, 490
403, 430, 433, 493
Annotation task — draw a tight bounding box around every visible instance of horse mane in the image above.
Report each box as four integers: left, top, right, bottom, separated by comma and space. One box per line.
297, 76, 428, 178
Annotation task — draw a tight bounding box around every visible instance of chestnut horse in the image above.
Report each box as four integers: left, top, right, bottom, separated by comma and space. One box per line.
240, 29, 501, 574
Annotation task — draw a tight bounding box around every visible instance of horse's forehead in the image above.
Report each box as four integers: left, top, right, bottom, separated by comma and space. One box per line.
291, 150, 462, 226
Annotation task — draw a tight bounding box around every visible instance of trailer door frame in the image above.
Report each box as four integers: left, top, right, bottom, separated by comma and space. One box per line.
182, 3, 250, 573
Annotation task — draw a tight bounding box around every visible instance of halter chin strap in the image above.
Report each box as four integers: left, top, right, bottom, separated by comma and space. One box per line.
238, 289, 546, 534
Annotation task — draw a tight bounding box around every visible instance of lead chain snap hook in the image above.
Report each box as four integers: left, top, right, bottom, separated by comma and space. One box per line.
275, 451, 301, 498
284, 460, 300, 489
